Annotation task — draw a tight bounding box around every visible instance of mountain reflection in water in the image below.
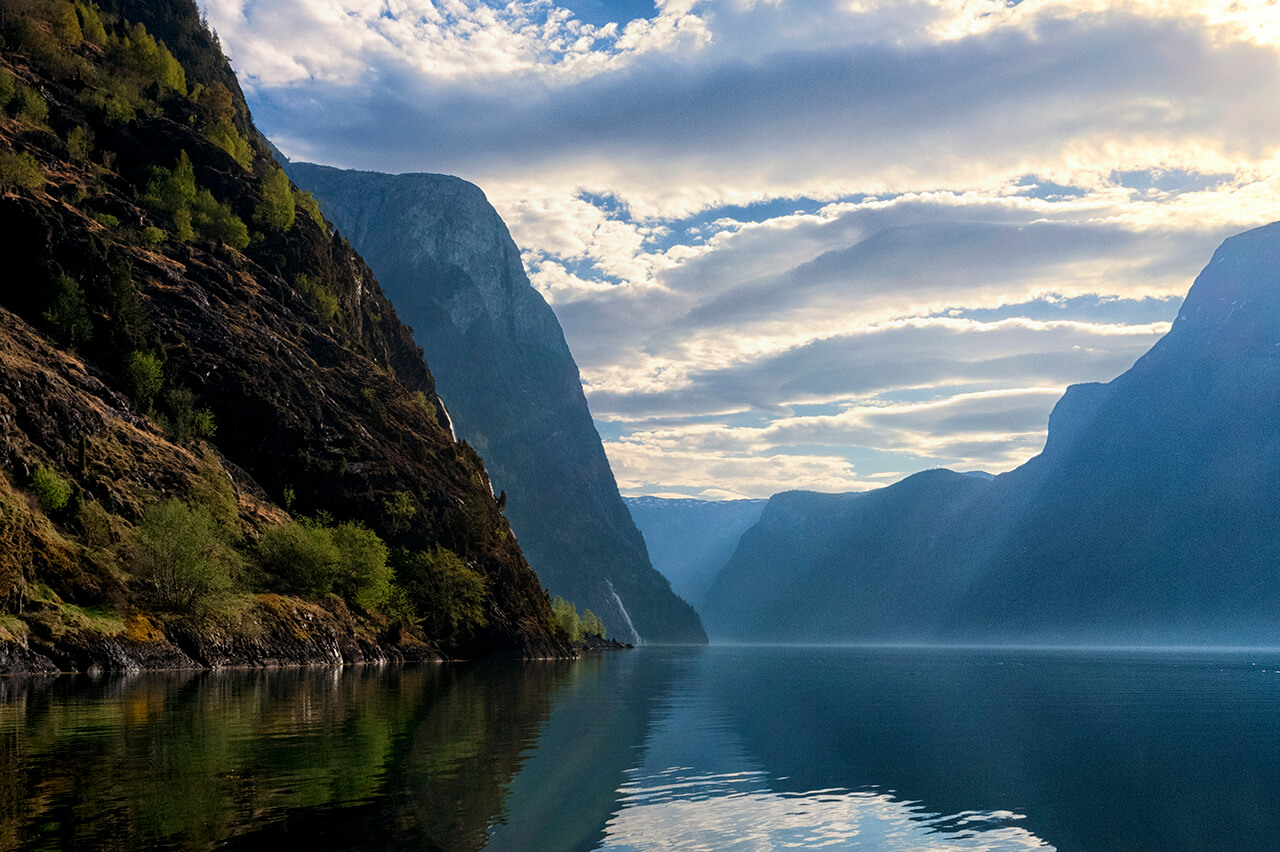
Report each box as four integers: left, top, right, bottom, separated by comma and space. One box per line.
4, 645, 1280, 850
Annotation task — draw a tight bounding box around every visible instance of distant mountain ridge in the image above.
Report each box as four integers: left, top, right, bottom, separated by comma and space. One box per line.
285, 162, 706, 643
704, 221, 1280, 644
624, 497, 766, 610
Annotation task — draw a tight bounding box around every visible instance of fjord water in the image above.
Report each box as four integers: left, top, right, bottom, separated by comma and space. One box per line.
4, 647, 1280, 850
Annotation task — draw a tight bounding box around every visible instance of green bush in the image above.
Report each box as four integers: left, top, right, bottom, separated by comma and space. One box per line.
133, 499, 238, 612
383, 490, 416, 534
66, 125, 93, 161
15, 87, 49, 126
581, 608, 606, 638
93, 212, 119, 228
294, 188, 324, 227
143, 151, 197, 241
123, 350, 163, 410
74, 1, 107, 46
255, 164, 295, 231
0, 70, 15, 110
142, 226, 166, 245
331, 521, 392, 611
294, 274, 340, 322
191, 187, 249, 249
398, 546, 488, 644
257, 519, 340, 594
163, 387, 217, 443
0, 150, 45, 191
42, 273, 93, 347
32, 465, 72, 514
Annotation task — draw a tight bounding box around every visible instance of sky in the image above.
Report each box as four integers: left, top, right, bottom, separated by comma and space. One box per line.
201, 0, 1280, 500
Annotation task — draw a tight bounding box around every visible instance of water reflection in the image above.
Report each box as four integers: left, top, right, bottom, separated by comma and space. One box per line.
4, 646, 1280, 850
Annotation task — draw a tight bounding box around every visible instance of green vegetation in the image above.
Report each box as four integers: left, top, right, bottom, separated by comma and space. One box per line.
42, 272, 93, 347
31, 465, 72, 514
294, 188, 324, 227
142, 151, 250, 249
255, 164, 295, 232
65, 124, 92, 161
0, 150, 45, 191
161, 387, 217, 443
397, 546, 488, 645
133, 499, 237, 612
196, 82, 253, 169
123, 350, 163, 410
293, 273, 340, 322
550, 596, 606, 642
383, 490, 416, 534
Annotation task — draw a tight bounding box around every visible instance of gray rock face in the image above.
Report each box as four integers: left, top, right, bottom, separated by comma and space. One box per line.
287, 163, 706, 644
704, 220, 1280, 645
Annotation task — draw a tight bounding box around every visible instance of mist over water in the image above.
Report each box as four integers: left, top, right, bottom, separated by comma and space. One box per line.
4, 645, 1280, 850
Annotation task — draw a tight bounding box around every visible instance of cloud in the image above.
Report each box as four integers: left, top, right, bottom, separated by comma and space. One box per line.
203, 0, 1280, 498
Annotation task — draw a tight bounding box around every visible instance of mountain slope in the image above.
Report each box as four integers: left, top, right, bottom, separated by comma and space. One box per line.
0, 0, 567, 664
704, 221, 1280, 644
624, 496, 765, 611
284, 163, 706, 643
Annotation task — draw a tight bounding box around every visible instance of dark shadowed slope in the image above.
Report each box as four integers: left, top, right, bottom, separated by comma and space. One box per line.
284, 163, 706, 644
704, 221, 1280, 645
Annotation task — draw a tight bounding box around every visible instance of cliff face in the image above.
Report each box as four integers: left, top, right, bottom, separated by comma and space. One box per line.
704, 221, 1280, 644
0, 0, 568, 666
284, 164, 706, 644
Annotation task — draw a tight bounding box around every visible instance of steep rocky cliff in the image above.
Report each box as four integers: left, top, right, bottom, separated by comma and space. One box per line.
0, 0, 568, 667
284, 163, 706, 644
704, 221, 1280, 644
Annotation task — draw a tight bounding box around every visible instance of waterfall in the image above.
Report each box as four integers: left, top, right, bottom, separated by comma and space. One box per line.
606, 578, 642, 645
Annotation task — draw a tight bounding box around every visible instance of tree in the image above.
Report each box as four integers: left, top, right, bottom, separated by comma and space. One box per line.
551, 596, 581, 642
581, 609, 606, 638
332, 521, 392, 611
255, 164, 295, 232
123, 350, 163, 411
257, 518, 339, 594
133, 499, 238, 612
398, 546, 488, 645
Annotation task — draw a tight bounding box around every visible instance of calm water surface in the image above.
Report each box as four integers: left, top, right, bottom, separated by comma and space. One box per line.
4, 645, 1280, 850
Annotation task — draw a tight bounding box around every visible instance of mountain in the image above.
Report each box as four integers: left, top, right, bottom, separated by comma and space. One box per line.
623, 496, 765, 611
0, 0, 567, 668
282, 163, 706, 644
704, 221, 1280, 645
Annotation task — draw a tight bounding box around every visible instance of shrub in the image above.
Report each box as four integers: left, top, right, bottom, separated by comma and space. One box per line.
42, 273, 93, 347
294, 274, 340, 322
123, 350, 163, 410
581, 608, 606, 638
398, 546, 488, 644
383, 490, 416, 535
257, 519, 339, 594
142, 226, 166, 245
77, 499, 114, 549
143, 151, 197, 241
255, 164, 295, 232
66, 125, 93, 161
294, 189, 323, 227
74, 2, 107, 45
0, 70, 15, 110
31, 465, 72, 514
15, 87, 49, 126
93, 212, 119, 228
133, 499, 238, 612
331, 521, 392, 611
163, 387, 217, 443
0, 151, 45, 192
191, 187, 249, 249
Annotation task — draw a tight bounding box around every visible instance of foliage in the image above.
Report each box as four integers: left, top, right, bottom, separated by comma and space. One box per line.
397, 546, 488, 645
141, 225, 166, 245
257, 518, 340, 595
15, 86, 49, 126
163, 387, 217, 443
31, 465, 72, 514
550, 596, 581, 642
143, 151, 248, 248
123, 350, 163, 410
581, 608, 606, 638
196, 83, 252, 169
294, 188, 323, 227
294, 273, 340, 322
331, 521, 392, 611
42, 272, 93, 347
77, 498, 114, 549
133, 499, 238, 612
0, 150, 45, 191
74, 1, 107, 45
383, 490, 416, 535
65, 124, 92, 161
255, 163, 294, 231
0, 68, 14, 109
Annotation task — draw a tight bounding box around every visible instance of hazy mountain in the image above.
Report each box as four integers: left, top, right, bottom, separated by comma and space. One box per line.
624, 497, 766, 610
704, 221, 1280, 645
284, 163, 706, 644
